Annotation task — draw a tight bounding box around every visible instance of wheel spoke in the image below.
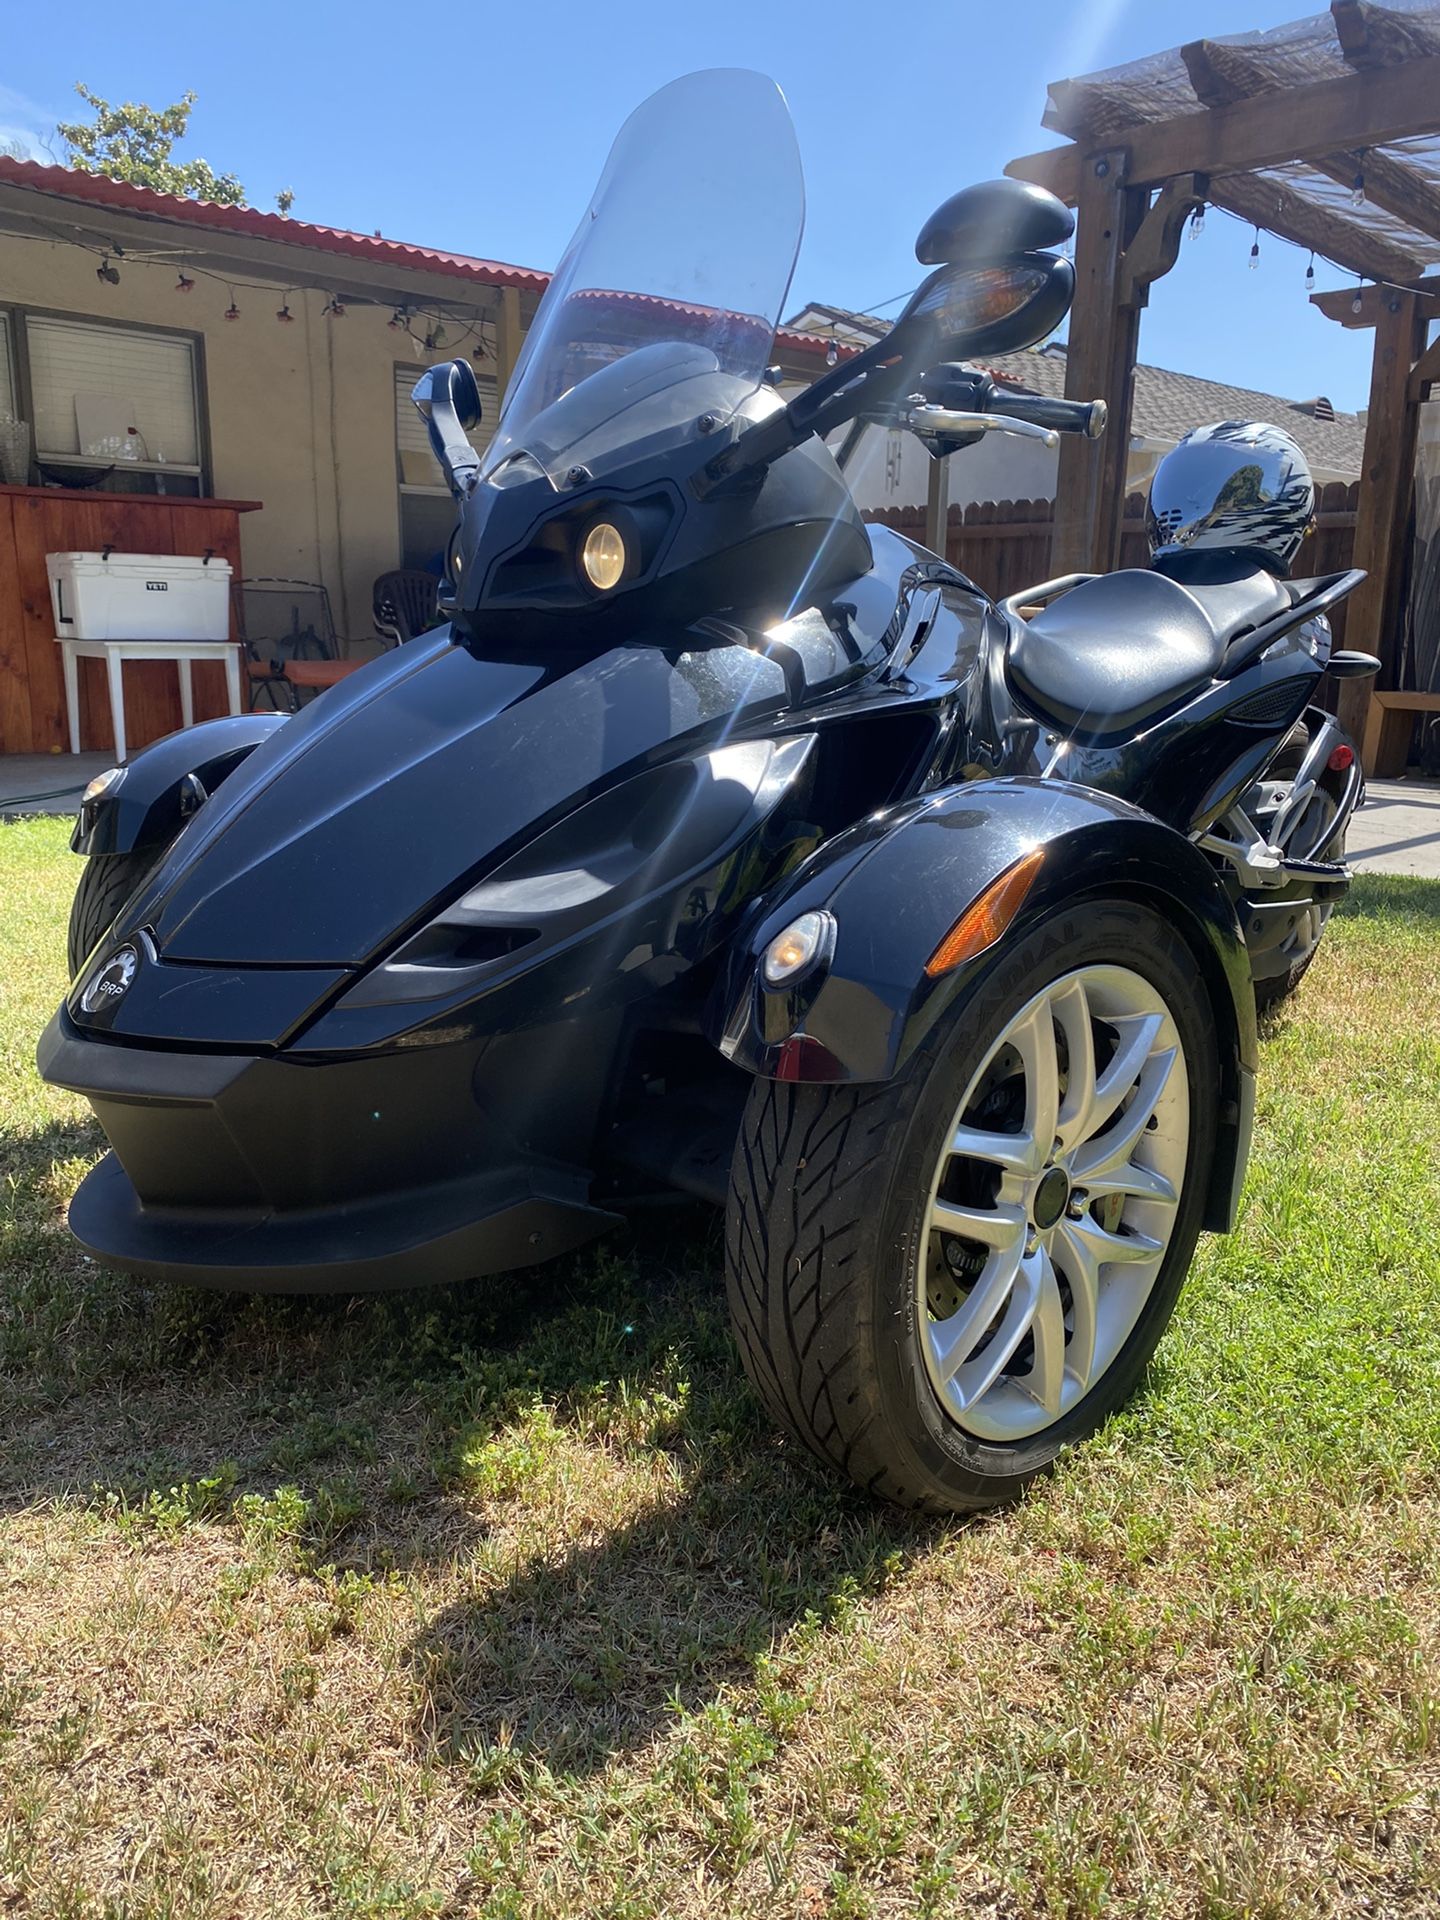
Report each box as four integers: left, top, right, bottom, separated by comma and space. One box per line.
1052, 977, 1097, 1148
1023, 1248, 1067, 1416
1071, 1046, 1178, 1181
949, 1122, 1042, 1179
947, 1261, 1040, 1405
1083, 1161, 1178, 1209
1086, 1012, 1165, 1143
1052, 1220, 1099, 1389
928, 1198, 1026, 1252
1060, 1213, 1165, 1270
931, 1239, 1025, 1384
1013, 998, 1061, 1157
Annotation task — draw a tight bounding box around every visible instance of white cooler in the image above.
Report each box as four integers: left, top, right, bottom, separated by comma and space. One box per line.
47, 550, 233, 641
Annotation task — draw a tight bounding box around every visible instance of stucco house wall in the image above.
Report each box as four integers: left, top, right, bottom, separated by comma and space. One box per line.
0, 229, 460, 639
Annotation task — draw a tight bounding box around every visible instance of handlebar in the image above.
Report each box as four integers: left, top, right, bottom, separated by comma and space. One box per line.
994, 391, 1107, 440
911, 365, 1107, 442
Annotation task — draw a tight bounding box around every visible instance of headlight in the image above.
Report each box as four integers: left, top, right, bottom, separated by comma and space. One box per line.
580, 520, 629, 592
82, 765, 125, 804
763, 911, 834, 986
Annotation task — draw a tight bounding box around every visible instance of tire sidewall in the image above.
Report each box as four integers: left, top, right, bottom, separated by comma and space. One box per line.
867, 896, 1219, 1505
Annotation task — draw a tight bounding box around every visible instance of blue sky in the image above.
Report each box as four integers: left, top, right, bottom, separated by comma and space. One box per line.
3, 0, 1379, 409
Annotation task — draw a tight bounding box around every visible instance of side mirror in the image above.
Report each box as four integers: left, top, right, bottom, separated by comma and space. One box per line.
888, 252, 1076, 364
411, 360, 484, 497
916, 179, 1074, 266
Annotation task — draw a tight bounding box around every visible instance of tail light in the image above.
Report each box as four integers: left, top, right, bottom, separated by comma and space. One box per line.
1327, 743, 1355, 773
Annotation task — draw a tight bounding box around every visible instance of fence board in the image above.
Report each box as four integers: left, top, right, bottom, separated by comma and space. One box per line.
864, 486, 1359, 641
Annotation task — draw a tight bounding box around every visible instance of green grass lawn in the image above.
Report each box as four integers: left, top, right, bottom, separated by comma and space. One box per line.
2, 812, 1439, 1920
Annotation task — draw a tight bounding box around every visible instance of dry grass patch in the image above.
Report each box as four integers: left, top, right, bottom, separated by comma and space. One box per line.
2, 817, 1439, 1918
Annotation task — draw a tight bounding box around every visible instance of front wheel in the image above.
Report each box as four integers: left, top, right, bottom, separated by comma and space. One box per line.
724, 898, 1218, 1513
68, 849, 160, 980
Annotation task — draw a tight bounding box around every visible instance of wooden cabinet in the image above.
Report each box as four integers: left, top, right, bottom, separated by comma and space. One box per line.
0, 486, 260, 755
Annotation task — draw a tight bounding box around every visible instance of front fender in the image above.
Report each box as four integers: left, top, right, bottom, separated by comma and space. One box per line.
710, 777, 1257, 1233
71, 713, 288, 857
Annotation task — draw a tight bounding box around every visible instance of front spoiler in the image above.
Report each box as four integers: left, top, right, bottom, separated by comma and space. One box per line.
38, 1008, 620, 1294
65, 1151, 616, 1294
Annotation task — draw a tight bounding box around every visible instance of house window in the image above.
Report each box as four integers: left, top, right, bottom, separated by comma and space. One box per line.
395, 362, 496, 569
26, 315, 204, 496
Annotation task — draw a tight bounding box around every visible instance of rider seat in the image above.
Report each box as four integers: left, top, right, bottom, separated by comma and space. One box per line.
1006, 560, 1291, 737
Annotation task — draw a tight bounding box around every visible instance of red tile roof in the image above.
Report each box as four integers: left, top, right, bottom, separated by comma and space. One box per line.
0, 154, 548, 290
0, 156, 845, 361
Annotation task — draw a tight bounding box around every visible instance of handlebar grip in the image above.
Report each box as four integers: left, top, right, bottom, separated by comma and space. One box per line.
993, 392, 1107, 439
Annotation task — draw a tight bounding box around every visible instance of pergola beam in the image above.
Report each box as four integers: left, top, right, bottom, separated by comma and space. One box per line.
1179, 37, 1440, 270
1205, 172, 1427, 285
1333, 0, 1440, 69
1311, 147, 1440, 247
1008, 51, 1440, 202
1311, 275, 1440, 324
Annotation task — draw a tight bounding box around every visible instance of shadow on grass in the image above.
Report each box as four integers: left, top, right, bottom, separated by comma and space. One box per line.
408, 1467, 932, 1781
1, 1160, 941, 1777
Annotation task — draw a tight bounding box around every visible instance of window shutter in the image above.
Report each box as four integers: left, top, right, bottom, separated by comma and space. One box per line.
27, 316, 200, 467
395, 364, 496, 489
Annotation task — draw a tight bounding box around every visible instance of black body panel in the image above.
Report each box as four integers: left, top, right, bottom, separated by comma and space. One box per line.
72, 712, 287, 856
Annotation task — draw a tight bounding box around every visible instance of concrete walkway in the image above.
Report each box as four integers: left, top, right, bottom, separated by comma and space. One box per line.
0, 753, 111, 821
1348, 778, 1440, 878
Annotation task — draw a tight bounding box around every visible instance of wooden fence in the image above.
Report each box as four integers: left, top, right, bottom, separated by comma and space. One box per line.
863, 480, 1361, 649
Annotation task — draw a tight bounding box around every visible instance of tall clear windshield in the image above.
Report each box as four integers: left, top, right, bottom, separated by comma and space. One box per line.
482, 70, 804, 484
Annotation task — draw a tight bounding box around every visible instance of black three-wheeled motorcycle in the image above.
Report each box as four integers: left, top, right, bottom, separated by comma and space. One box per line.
40, 72, 1374, 1512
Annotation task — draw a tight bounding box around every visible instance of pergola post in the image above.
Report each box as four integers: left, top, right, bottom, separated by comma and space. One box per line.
1052, 151, 1147, 576
1336, 288, 1429, 743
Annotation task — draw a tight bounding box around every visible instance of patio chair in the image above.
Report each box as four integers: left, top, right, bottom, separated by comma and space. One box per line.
235, 577, 363, 710
372, 569, 440, 647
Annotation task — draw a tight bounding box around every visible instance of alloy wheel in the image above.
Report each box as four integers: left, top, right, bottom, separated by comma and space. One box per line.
918, 964, 1190, 1442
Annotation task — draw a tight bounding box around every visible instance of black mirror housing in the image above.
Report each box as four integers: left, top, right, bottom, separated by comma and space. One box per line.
896, 252, 1075, 363
412, 360, 484, 498
916, 179, 1074, 267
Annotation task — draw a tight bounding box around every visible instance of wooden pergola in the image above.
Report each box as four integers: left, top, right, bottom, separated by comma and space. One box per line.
1006, 0, 1440, 748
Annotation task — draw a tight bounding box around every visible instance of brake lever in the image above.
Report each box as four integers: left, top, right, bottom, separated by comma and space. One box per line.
898, 404, 1060, 451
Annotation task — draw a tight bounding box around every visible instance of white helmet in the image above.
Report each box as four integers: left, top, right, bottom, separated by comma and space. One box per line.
1147, 421, 1315, 575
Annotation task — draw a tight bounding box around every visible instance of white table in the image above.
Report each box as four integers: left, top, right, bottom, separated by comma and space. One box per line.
55, 635, 244, 762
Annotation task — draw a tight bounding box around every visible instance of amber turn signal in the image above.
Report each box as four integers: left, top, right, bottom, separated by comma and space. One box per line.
923, 849, 1044, 977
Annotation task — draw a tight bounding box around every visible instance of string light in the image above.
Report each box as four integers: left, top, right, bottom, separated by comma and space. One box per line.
275, 299, 295, 324
826, 334, 839, 367
1190, 203, 1206, 237
322, 296, 346, 318
1249, 227, 1261, 270
95, 254, 120, 285
1351, 156, 1366, 209
174, 269, 194, 293
1351, 279, 1365, 315
224, 291, 241, 321
1304, 251, 1316, 293
387, 307, 408, 331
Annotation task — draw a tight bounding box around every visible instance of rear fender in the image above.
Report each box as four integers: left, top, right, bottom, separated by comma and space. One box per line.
711, 776, 1257, 1233
71, 713, 288, 857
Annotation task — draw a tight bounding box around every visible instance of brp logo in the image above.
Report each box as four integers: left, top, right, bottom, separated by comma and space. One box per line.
80, 944, 138, 1013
